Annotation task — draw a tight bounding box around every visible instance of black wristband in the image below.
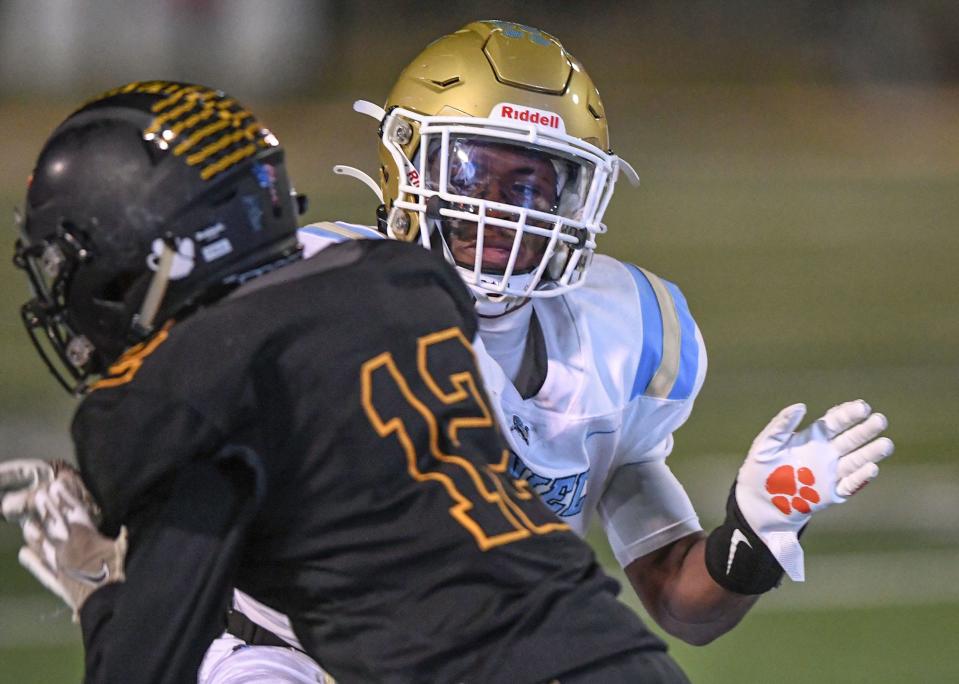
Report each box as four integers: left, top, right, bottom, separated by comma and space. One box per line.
705, 483, 785, 595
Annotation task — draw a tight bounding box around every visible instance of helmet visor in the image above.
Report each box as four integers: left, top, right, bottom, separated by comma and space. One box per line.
424, 136, 595, 276
425, 136, 595, 219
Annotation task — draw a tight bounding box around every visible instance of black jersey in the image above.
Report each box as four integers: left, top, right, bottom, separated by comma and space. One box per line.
73, 240, 664, 683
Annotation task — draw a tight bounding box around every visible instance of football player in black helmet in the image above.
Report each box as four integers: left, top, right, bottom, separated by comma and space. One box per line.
3, 82, 684, 684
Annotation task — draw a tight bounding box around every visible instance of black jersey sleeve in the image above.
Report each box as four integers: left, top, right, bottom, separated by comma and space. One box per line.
72, 389, 229, 537
79, 449, 260, 684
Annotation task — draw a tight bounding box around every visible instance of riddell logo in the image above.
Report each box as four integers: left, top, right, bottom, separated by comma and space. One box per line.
491, 103, 566, 133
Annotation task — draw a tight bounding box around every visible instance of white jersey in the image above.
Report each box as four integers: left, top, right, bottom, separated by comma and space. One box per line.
201, 221, 706, 682
477, 253, 707, 566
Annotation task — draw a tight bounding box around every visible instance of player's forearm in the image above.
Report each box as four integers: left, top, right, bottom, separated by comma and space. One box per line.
625, 532, 759, 646
78, 533, 227, 683
79, 458, 257, 682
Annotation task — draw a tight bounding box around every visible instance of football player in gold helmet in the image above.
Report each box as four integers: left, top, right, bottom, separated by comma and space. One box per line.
338, 17, 890, 645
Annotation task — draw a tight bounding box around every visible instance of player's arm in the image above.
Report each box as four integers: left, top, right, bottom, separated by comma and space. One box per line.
622, 400, 892, 645
599, 454, 749, 645
84, 451, 260, 683
3, 451, 260, 683
625, 531, 757, 645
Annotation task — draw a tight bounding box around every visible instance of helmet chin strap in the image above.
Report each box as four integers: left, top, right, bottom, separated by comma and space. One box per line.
473, 288, 531, 318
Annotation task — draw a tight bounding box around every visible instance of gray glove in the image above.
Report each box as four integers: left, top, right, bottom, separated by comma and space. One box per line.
0, 459, 56, 515
1, 459, 125, 618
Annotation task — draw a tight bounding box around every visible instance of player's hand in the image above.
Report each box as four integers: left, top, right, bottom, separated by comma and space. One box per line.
0, 459, 56, 521
735, 400, 893, 581
1, 461, 125, 617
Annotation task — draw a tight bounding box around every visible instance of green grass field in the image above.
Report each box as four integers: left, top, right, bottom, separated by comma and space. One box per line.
1, 85, 957, 682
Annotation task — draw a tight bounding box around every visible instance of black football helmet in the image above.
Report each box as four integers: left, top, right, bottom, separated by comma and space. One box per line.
13, 81, 305, 394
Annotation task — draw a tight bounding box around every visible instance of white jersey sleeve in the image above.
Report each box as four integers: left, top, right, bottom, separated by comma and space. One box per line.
598, 261, 707, 566
598, 445, 702, 567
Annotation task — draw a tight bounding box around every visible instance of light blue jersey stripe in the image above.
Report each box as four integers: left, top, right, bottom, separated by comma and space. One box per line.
299, 222, 385, 242
662, 280, 699, 400
299, 224, 349, 242
625, 263, 663, 400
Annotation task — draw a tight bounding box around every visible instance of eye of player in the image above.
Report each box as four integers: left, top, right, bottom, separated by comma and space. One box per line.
444, 141, 558, 214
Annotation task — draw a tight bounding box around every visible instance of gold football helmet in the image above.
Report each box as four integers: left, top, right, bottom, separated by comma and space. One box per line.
340, 20, 638, 303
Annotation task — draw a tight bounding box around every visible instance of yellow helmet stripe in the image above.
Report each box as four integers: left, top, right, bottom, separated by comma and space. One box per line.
198, 140, 264, 181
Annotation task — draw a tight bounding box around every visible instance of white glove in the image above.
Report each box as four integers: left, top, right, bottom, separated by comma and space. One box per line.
1, 460, 125, 618
0, 459, 55, 520
735, 400, 893, 581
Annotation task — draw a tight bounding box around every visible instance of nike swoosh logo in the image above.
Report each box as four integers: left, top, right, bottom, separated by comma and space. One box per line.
65, 561, 110, 586
726, 528, 752, 575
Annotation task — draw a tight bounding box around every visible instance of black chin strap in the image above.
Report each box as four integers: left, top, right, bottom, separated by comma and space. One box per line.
476, 295, 532, 319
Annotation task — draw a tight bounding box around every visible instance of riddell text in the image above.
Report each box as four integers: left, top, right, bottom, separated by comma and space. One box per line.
498, 106, 560, 129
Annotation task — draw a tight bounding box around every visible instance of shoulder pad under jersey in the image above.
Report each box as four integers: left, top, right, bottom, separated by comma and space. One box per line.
622, 263, 703, 402
298, 221, 384, 258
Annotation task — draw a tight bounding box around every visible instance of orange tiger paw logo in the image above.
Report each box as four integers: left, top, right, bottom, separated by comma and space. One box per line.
766, 465, 820, 515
